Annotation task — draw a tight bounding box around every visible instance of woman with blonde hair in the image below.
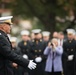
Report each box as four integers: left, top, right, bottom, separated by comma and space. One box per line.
44, 38, 63, 75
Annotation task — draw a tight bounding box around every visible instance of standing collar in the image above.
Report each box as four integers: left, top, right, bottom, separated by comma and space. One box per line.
68, 39, 74, 42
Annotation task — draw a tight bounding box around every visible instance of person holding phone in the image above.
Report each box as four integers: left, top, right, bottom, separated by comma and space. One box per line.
44, 38, 63, 75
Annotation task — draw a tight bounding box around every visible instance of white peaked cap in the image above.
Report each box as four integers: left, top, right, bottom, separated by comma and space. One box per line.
66, 29, 75, 35
21, 30, 30, 35
32, 29, 41, 34
42, 31, 50, 36
10, 37, 17, 42
0, 16, 13, 24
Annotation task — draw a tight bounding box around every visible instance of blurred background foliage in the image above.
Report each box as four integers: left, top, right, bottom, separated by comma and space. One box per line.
0, 0, 76, 35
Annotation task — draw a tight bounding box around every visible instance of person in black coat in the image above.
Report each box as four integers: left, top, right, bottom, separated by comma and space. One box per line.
18, 30, 31, 75
0, 16, 36, 75
18, 30, 31, 58
29, 29, 47, 75
62, 29, 76, 75
10, 37, 24, 75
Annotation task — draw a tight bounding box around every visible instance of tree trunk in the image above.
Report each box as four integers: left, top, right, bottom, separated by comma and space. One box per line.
23, 0, 56, 34
40, 13, 56, 35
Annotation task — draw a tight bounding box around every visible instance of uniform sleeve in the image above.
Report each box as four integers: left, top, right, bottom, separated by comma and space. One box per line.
15, 47, 22, 55
18, 42, 22, 50
0, 36, 29, 68
26, 41, 35, 59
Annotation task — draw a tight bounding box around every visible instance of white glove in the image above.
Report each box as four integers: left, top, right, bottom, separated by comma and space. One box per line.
28, 60, 37, 70
23, 54, 28, 59
68, 55, 74, 61
35, 57, 42, 63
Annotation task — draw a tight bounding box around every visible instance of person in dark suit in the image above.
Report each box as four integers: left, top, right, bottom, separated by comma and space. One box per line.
58, 32, 65, 46
0, 16, 36, 75
29, 29, 47, 75
62, 29, 76, 75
